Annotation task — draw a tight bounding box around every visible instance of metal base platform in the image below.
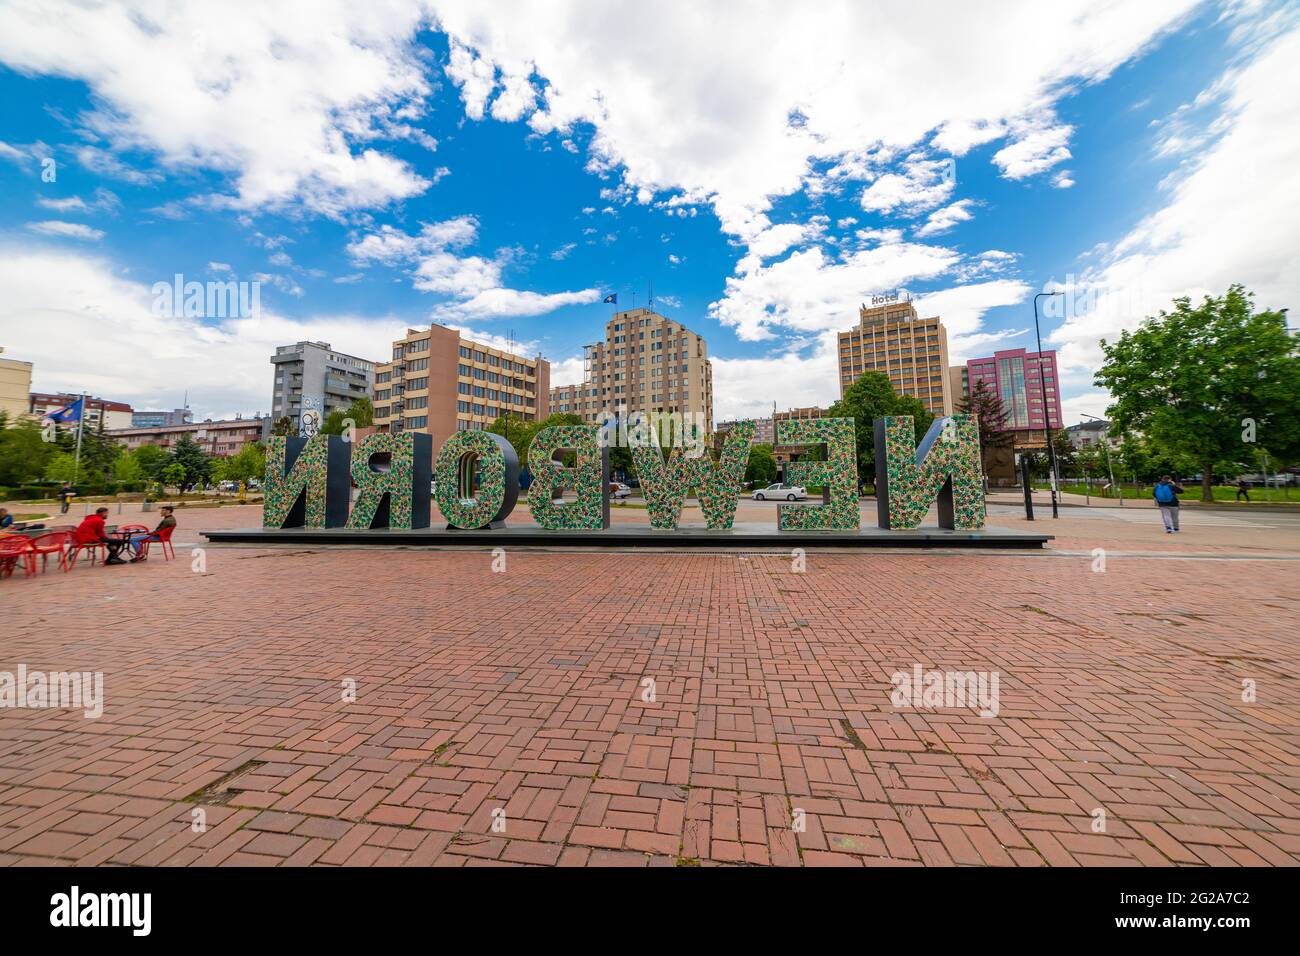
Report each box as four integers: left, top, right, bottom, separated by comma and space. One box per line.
203, 522, 1052, 550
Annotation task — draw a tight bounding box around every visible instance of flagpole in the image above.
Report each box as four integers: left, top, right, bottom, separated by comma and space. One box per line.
72, 392, 85, 485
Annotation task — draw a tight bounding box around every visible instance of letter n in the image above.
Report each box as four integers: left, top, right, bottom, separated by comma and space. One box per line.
263, 435, 351, 528
874, 415, 985, 530
347, 433, 432, 530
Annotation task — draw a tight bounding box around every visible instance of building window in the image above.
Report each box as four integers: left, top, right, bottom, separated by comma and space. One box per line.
405, 415, 427, 429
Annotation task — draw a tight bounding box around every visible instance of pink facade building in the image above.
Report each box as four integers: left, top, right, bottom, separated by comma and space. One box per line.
966, 348, 1062, 433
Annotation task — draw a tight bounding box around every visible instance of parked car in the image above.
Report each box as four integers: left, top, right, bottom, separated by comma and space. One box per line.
609, 482, 632, 499
751, 483, 807, 501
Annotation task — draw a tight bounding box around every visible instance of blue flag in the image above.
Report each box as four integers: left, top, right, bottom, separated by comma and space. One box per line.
602, 293, 618, 304
46, 397, 84, 423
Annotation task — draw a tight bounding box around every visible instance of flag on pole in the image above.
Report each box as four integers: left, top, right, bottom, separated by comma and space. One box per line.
602, 293, 618, 304
46, 397, 84, 423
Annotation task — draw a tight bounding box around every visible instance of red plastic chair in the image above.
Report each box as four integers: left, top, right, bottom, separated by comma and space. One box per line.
29, 531, 73, 573
0, 537, 35, 579
138, 524, 177, 561
68, 538, 109, 569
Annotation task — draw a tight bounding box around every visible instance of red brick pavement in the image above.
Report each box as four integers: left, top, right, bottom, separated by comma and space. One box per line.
0, 528, 1297, 867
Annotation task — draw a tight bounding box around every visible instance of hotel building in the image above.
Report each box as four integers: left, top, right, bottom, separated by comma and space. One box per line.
549, 308, 713, 434
373, 324, 550, 451
966, 348, 1062, 449
837, 299, 953, 416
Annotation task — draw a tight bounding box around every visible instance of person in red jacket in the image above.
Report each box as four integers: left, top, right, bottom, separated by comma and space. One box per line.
76, 507, 127, 564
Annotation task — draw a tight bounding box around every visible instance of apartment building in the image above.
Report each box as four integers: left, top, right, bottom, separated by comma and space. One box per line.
711, 417, 775, 456
0, 349, 33, 424
270, 341, 376, 435
108, 416, 270, 457
30, 392, 134, 431
548, 308, 714, 434
837, 298, 953, 416
373, 324, 550, 452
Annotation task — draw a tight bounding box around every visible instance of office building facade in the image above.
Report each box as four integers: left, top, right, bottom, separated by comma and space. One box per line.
373, 324, 550, 452
132, 407, 192, 429
966, 348, 1062, 445
837, 299, 953, 416
270, 341, 376, 435
548, 308, 714, 435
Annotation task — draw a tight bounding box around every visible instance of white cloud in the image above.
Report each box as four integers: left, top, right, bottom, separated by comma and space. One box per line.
709, 240, 959, 341
1051, 19, 1300, 380
915, 199, 976, 238
431, 0, 1195, 240
860, 157, 955, 215
0, 1, 436, 216
911, 279, 1033, 362
551, 242, 576, 260
548, 355, 587, 387
26, 220, 105, 240
711, 335, 840, 422
433, 287, 599, 321
991, 123, 1073, 180
0, 246, 400, 419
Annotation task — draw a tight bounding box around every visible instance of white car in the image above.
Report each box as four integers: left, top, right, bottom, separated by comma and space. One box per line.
609, 482, 633, 499
752, 483, 807, 501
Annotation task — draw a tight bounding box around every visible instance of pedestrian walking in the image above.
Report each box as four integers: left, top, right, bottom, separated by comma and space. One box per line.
1153, 475, 1185, 532
58, 484, 74, 514
1236, 479, 1250, 502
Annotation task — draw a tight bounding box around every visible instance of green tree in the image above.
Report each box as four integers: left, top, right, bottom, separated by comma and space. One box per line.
43, 451, 78, 483
271, 416, 295, 437
215, 441, 266, 488
160, 461, 186, 491
825, 372, 935, 487
319, 410, 349, 436
345, 396, 374, 427
130, 444, 168, 480
745, 443, 778, 485
167, 434, 212, 489
0, 417, 53, 485
1096, 285, 1300, 501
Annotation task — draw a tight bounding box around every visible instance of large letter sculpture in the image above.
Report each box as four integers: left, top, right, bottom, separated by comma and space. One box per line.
776, 418, 860, 530
346, 432, 432, 530
874, 415, 985, 530
527, 425, 609, 530
434, 431, 519, 530
263, 435, 351, 529
633, 420, 755, 530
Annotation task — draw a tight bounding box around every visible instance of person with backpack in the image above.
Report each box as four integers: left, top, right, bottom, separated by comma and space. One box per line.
1153, 475, 1185, 532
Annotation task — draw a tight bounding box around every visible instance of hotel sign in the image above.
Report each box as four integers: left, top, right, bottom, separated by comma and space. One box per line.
261, 415, 987, 533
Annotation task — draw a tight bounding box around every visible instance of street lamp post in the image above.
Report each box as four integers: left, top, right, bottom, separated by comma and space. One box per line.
1080, 413, 1122, 507
1033, 292, 1062, 518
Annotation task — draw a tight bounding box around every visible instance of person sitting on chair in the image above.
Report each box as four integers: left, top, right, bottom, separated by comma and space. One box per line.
0, 508, 13, 529
129, 506, 176, 562
76, 507, 128, 564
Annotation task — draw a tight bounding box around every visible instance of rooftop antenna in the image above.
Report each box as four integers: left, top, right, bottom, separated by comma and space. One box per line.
649, 278, 654, 312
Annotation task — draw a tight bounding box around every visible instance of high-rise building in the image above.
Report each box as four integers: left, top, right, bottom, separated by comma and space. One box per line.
966, 348, 1062, 446
837, 299, 953, 416
0, 349, 33, 424
373, 324, 550, 451
29, 393, 134, 430
712, 417, 775, 456
132, 407, 192, 429
949, 366, 969, 408
548, 307, 713, 434
270, 341, 376, 434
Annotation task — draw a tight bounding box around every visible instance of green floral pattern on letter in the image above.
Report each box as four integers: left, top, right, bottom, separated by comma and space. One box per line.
434, 431, 515, 529
528, 425, 608, 530
264, 435, 332, 528
777, 418, 860, 531
633, 420, 755, 530
877, 415, 985, 530
347, 432, 416, 530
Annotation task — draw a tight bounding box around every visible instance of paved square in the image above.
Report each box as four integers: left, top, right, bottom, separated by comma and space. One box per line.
1, 502, 1297, 866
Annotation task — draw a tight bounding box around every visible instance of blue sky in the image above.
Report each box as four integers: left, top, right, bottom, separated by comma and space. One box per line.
1, 1, 1296, 423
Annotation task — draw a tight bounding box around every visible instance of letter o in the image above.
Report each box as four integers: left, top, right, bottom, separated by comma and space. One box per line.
434, 431, 519, 529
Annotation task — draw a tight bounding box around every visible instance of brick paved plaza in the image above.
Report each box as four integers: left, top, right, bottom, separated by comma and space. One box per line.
1, 501, 1298, 867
